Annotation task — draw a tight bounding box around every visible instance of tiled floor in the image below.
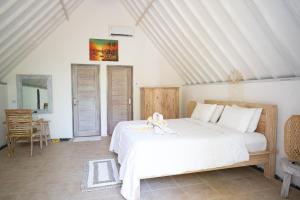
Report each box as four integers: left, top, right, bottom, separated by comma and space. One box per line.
0, 137, 299, 200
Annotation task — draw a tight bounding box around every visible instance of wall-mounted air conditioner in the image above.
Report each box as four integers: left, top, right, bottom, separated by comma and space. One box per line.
109, 25, 134, 37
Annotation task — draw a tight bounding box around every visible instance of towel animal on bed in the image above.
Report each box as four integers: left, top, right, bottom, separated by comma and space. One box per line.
147, 112, 176, 134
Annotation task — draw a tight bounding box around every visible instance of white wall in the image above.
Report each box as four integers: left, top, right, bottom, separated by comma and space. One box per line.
0, 84, 8, 147
182, 79, 300, 186
3, 0, 183, 139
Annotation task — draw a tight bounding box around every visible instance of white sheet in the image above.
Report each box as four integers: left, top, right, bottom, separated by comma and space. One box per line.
110, 118, 250, 200
243, 132, 267, 152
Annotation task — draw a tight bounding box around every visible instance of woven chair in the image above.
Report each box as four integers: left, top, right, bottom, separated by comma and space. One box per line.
5, 109, 42, 157
281, 115, 300, 198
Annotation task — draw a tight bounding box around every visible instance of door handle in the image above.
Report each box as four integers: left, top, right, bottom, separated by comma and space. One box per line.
128, 97, 132, 105
73, 99, 78, 106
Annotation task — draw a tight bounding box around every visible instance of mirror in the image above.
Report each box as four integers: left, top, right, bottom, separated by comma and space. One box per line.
17, 75, 53, 113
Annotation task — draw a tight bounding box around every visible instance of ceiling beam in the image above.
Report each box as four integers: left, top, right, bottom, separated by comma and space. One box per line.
0, 16, 65, 80
59, 0, 69, 21
121, 0, 190, 83
180, 0, 234, 76
165, 0, 226, 82
213, 0, 269, 79
128, 0, 195, 83
0, 0, 36, 31
244, 0, 298, 77
0, 1, 60, 70
284, 0, 300, 27
135, 0, 155, 26
193, 0, 256, 80
151, 1, 209, 83
143, 19, 194, 84
128, 0, 197, 83
0, 0, 54, 55
0, 0, 19, 16
143, 7, 202, 83
0, 0, 83, 80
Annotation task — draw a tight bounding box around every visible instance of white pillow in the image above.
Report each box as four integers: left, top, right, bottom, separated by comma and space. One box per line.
209, 105, 225, 123
232, 105, 263, 133
218, 106, 256, 133
191, 103, 217, 122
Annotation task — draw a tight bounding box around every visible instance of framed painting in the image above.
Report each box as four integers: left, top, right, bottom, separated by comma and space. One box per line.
89, 39, 118, 61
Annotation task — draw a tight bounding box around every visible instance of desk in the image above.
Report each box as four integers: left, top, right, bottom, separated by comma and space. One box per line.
3, 119, 50, 148
33, 119, 51, 147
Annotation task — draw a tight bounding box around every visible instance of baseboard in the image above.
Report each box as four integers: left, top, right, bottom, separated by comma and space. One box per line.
0, 144, 7, 151
252, 166, 300, 190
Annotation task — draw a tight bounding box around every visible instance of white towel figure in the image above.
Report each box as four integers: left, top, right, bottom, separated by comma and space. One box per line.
147, 112, 176, 134
152, 112, 164, 121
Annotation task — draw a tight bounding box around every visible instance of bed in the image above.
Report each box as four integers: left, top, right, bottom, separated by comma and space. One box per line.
110, 100, 277, 200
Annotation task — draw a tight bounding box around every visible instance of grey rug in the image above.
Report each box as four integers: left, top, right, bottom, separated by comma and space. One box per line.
82, 158, 121, 191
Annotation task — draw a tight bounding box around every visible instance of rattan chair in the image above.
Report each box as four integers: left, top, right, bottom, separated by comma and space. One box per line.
5, 109, 42, 157
281, 115, 300, 198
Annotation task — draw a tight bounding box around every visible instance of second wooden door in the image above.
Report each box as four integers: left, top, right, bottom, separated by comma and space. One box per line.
107, 66, 133, 135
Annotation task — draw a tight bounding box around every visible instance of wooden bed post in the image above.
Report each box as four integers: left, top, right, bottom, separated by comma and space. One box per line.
263, 105, 278, 178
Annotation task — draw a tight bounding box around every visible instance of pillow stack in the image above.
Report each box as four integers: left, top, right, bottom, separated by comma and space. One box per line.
218, 105, 262, 133
190, 102, 263, 133
191, 103, 217, 122
210, 105, 224, 123
232, 105, 263, 133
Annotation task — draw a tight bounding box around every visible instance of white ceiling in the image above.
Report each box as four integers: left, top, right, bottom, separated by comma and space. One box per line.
0, 0, 84, 81
1, 0, 300, 85
122, 0, 300, 85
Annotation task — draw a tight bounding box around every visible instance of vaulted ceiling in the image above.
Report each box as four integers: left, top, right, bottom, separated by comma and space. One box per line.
0, 0, 83, 81
0, 0, 300, 85
122, 0, 300, 85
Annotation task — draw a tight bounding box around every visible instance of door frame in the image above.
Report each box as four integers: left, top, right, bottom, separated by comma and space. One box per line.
71, 63, 101, 137
107, 65, 133, 135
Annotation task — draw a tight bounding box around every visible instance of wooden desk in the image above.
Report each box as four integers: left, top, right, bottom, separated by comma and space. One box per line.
3, 119, 50, 148
34, 119, 51, 146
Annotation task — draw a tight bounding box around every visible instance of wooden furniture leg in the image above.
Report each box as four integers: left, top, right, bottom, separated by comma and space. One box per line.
39, 123, 43, 150
44, 123, 48, 146
264, 153, 276, 178
280, 158, 300, 198
30, 136, 33, 157
6, 135, 11, 158
12, 138, 16, 155
281, 172, 292, 198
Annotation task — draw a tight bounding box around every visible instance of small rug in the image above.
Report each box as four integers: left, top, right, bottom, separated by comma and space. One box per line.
82, 159, 121, 191
73, 136, 101, 142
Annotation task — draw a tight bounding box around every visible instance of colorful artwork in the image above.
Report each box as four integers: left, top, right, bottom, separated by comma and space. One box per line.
89, 39, 118, 61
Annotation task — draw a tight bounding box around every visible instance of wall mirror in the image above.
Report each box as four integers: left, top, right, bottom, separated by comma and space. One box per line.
17, 74, 53, 113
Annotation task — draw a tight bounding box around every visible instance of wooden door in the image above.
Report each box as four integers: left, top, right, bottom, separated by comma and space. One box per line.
72, 64, 100, 137
107, 66, 133, 135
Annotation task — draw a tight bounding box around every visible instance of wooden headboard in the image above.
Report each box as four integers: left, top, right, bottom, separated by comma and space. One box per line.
187, 100, 278, 154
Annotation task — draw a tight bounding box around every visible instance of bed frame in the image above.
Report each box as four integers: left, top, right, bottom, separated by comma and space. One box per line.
133, 100, 277, 199
141, 99, 277, 180
186, 100, 278, 178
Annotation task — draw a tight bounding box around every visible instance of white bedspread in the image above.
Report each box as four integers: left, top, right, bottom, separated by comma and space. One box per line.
109, 118, 250, 200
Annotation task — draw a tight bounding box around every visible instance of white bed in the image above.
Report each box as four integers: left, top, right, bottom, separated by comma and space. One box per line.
109, 118, 267, 200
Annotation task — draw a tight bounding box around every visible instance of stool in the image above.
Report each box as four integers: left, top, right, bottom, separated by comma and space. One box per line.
280, 158, 300, 198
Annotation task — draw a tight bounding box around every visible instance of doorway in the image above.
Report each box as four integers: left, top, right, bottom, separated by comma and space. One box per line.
107, 65, 133, 135
71, 64, 100, 137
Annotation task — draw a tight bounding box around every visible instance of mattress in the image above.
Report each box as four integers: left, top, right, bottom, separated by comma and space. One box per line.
243, 132, 267, 152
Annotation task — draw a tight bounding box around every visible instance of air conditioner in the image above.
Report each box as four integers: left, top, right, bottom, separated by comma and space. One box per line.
109, 25, 134, 37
